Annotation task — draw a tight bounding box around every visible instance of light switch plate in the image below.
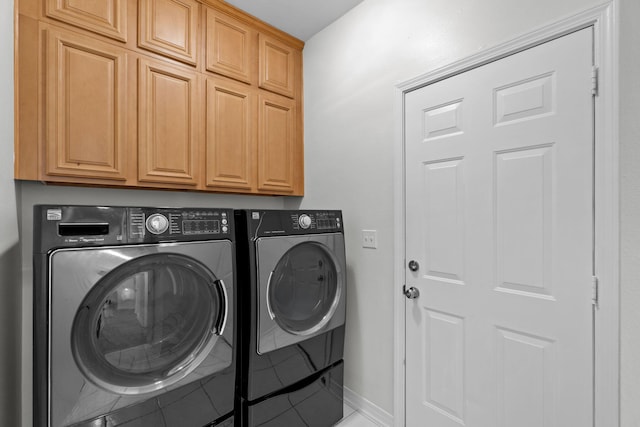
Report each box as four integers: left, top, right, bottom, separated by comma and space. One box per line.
362, 230, 377, 249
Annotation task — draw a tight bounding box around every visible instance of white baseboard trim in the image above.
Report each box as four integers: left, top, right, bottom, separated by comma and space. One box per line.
343, 386, 394, 427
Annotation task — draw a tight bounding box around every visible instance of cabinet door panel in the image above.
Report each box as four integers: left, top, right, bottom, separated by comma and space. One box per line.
205, 8, 255, 84
138, 0, 199, 65
46, 0, 127, 42
258, 92, 296, 193
138, 58, 200, 186
206, 79, 255, 190
259, 34, 296, 98
45, 28, 128, 180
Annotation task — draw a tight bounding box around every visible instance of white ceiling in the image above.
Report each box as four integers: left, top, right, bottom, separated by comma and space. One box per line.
222, 0, 364, 41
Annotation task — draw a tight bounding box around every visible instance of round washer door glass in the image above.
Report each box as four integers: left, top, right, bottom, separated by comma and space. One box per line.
71, 253, 226, 395
268, 242, 341, 335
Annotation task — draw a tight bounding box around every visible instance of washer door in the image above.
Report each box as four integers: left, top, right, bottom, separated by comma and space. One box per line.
48, 240, 235, 427
72, 252, 226, 395
256, 233, 346, 354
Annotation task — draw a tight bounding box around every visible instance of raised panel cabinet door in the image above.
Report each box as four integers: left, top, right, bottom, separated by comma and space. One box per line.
138, 0, 199, 66
44, 27, 128, 181
258, 33, 296, 99
205, 78, 255, 191
138, 58, 200, 186
257, 92, 298, 193
46, 0, 127, 42
205, 7, 256, 84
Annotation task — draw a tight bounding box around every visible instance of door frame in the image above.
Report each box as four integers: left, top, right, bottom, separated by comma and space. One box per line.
392, 3, 619, 427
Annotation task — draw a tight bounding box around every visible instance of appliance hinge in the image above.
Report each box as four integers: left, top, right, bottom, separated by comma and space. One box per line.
591, 66, 599, 96
591, 275, 599, 306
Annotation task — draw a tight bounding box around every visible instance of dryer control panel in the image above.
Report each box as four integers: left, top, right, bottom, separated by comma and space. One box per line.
290, 212, 342, 232
247, 210, 343, 237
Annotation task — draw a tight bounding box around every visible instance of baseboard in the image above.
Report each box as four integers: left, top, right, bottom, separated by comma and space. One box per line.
343, 386, 394, 427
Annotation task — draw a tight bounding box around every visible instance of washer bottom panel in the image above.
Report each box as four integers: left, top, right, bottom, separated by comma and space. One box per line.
246, 361, 344, 427
70, 369, 235, 427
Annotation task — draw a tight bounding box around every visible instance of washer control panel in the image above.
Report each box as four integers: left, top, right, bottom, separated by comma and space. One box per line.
128, 207, 232, 241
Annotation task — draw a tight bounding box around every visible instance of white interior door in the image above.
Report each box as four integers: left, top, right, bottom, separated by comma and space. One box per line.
404, 28, 594, 427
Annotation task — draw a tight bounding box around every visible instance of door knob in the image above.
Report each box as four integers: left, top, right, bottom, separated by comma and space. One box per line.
408, 260, 419, 272
404, 286, 420, 299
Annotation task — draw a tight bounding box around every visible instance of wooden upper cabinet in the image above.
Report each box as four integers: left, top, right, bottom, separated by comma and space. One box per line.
44, 27, 128, 181
45, 0, 128, 42
259, 33, 297, 98
205, 78, 255, 191
138, 58, 201, 186
138, 0, 199, 66
257, 92, 299, 194
205, 7, 256, 84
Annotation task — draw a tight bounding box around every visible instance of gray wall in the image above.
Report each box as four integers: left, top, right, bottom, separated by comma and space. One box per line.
0, 0, 20, 425
301, 0, 620, 418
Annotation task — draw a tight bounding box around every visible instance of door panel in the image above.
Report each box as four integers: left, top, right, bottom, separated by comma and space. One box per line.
138, 58, 200, 186
46, 0, 128, 42
44, 27, 128, 181
257, 92, 296, 193
205, 78, 255, 190
405, 28, 594, 427
138, 0, 199, 65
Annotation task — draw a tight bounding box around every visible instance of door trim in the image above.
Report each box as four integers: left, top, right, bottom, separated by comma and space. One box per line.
392, 4, 619, 426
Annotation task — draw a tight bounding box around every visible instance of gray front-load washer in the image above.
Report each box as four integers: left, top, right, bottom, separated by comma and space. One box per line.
33, 205, 236, 427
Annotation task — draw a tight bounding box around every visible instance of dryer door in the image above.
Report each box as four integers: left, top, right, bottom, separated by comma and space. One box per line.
48, 241, 234, 426
256, 233, 346, 354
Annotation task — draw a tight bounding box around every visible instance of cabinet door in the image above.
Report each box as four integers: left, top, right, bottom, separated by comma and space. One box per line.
138, 0, 199, 65
45, 0, 127, 42
205, 7, 256, 84
205, 78, 255, 191
44, 27, 128, 181
257, 92, 299, 193
138, 58, 200, 186
258, 33, 296, 98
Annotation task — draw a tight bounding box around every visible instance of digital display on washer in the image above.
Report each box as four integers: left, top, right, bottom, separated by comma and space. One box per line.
182, 219, 220, 235
317, 219, 339, 230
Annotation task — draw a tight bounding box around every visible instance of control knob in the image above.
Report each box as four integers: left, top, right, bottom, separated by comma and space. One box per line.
146, 213, 169, 234
298, 214, 312, 229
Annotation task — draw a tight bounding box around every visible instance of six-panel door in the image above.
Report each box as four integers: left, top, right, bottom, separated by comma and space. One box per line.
404, 28, 595, 427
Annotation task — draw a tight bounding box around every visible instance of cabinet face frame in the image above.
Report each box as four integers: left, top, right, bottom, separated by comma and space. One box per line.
205, 7, 256, 84
138, 57, 201, 187
44, 26, 128, 181
138, 0, 199, 66
45, 0, 128, 42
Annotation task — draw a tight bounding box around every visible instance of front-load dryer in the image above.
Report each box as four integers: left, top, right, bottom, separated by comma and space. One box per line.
33, 205, 236, 427
235, 210, 346, 427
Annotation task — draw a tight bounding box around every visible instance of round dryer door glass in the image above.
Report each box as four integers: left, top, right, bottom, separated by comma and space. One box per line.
71, 253, 226, 395
268, 242, 341, 335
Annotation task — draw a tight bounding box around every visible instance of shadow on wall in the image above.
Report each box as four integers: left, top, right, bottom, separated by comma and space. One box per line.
0, 242, 21, 427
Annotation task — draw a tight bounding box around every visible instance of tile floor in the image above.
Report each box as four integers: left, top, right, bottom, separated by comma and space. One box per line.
335, 403, 380, 426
